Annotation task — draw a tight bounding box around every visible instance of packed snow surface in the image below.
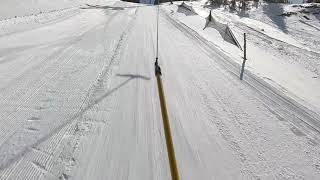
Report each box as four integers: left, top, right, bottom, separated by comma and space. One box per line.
0, 0, 320, 179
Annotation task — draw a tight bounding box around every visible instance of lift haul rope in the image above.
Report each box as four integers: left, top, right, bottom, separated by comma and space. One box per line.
154, 1, 180, 180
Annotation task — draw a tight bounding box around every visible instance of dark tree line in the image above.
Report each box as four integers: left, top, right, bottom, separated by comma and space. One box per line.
208, 0, 319, 8
208, 0, 262, 10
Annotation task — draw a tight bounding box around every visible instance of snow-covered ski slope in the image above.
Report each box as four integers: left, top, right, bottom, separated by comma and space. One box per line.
166, 1, 320, 115
0, 0, 320, 179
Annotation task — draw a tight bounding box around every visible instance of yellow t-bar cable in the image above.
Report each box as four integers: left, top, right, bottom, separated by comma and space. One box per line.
155, 60, 180, 180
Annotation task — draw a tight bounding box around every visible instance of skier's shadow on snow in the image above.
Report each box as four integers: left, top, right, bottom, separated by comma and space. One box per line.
0, 73, 150, 170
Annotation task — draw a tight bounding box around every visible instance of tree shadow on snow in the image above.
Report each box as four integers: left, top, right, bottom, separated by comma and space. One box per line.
314, 11, 320, 22
0, 73, 150, 171
237, 8, 249, 18
263, 2, 288, 33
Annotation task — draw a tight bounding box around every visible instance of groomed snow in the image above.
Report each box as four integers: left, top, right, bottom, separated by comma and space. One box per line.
0, 0, 320, 179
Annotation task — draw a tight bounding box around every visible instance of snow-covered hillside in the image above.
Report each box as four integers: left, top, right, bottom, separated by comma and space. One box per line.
249, 2, 320, 53
0, 0, 111, 20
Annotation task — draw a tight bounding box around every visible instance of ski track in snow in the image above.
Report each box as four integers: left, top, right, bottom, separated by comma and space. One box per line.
0, 1, 136, 179
0, 1, 319, 180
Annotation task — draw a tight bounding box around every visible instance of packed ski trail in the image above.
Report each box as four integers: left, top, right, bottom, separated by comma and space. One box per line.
0, 1, 320, 179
